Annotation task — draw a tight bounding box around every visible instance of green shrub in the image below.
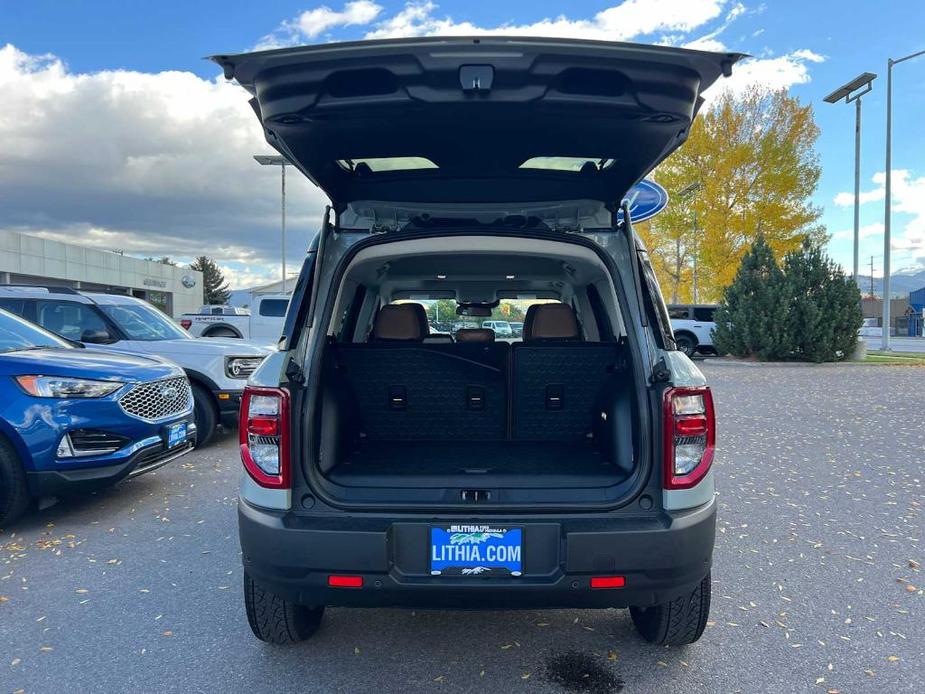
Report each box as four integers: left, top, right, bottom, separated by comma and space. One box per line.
713, 237, 792, 360
782, 241, 863, 362
712, 237, 862, 362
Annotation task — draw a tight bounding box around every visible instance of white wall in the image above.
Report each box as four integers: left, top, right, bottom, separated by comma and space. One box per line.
0, 230, 203, 317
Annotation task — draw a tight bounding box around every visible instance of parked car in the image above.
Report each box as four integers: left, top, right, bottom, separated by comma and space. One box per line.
509, 321, 524, 338
180, 294, 289, 342
667, 304, 719, 357
481, 320, 513, 337
0, 308, 195, 526
0, 287, 270, 446
218, 37, 733, 646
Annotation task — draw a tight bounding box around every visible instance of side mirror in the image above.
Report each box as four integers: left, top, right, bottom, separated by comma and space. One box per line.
80, 329, 113, 344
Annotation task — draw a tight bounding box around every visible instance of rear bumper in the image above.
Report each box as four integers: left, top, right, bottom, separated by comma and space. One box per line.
239, 498, 716, 609
26, 432, 196, 497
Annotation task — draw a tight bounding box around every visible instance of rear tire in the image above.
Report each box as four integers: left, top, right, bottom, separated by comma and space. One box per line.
191, 382, 218, 448
244, 571, 324, 644
629, 572, 711, 646
674, 333, 697, 358
0, 437, 31, 528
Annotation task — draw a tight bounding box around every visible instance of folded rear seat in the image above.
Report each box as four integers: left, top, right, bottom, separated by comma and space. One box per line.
511, 304, 622, 441
332, 304, 508, 441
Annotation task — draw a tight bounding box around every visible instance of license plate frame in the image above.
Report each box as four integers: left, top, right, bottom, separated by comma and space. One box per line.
429, 524, 523, 577
165, 421, 188, 449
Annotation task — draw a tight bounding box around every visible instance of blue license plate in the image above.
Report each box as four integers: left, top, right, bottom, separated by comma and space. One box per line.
166, 422, 187, 448
430, 525, 523, 577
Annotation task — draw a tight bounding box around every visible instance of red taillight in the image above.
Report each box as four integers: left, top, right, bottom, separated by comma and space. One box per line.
328, 575, 363, 588
239, 386, 290, 489
590, 576, 626, 589
180, 319, 192, 330
663, 386, 715, 490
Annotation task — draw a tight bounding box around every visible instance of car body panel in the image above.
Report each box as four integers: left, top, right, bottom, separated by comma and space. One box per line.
0, 310, 194, 489
213, 37, 743, 205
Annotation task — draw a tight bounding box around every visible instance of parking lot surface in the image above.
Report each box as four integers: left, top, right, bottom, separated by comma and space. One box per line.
2, 362, 922, 693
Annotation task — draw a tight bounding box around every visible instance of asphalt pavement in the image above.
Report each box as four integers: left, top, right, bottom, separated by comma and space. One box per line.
1, 362, 922, 694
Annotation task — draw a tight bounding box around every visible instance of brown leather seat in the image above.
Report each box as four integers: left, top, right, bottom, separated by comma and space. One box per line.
456, 328, 495, 343
522, 304, 581, 341
370, 304, 428, 341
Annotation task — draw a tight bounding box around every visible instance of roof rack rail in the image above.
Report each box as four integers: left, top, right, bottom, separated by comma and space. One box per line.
0, 284, 82, 295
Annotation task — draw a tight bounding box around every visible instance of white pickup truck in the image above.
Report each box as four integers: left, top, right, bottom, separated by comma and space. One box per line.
180, 294, 289, 342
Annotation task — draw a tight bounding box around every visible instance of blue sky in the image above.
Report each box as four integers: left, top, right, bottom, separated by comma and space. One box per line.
2, 0, 924, 287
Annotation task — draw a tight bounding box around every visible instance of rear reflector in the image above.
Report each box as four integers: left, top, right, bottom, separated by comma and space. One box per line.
590, 576, 626, 589
328, 575, 363, 588
180, 319, 192, 330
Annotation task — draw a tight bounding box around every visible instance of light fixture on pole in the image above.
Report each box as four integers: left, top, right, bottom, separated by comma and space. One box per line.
254, 154, 288, 284
881, 48, 925, 351
823, 72, 876, 287
678, 181, 703, 303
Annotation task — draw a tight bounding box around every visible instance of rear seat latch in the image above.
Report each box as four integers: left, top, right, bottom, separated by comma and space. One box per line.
388, 385, 407, 410
466, 386, 485, 411
461, 489, 491, 502
545, 385, 564, 410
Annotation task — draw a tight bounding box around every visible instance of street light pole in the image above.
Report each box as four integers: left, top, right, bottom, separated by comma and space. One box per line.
882, 48, 925, 350
253, 154, 289, 285
823, 72, 876, 285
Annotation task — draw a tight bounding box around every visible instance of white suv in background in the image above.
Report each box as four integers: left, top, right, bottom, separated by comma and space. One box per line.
0, 286, 270, 445
481, 320, 514, 338
667, 304, 719, 357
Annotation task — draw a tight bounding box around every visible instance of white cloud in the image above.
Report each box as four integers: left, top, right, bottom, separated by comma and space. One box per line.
832, 222, 884, 241
363, 0, 727, 41
791, 48, 825, 63
833, 170, 925, 256
0, 44, 326, 283
296, 1, 383, 38
712, 50, 825, 98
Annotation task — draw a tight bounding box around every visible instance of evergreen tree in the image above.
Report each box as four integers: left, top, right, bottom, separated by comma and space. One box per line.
189, 256, 230, 305
712, 236, 792, 360
782, 241, 862, 362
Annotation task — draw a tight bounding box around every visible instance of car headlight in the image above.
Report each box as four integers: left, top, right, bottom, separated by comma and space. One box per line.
15, 375, 123, 398
225, 356, 266, 379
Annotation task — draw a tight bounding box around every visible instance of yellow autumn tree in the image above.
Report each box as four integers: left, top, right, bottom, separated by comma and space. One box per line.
637, 87, 825, 303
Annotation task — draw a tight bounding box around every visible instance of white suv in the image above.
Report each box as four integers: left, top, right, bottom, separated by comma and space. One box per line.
0, 286, 270, 445
481, 320, 513, 337
667, 304, 718, 357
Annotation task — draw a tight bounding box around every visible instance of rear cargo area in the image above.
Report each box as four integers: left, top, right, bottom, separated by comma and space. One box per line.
315, 317, 637, 499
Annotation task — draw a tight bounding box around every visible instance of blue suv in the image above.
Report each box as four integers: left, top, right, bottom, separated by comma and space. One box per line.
0, 309, 196, 526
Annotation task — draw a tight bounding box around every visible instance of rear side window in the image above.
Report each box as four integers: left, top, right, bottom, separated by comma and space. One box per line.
34, 300, 108, 341
693, 307, 716, 322
259, 299, 289, 317
0, 298, 26, 317
667, 306, 690, 320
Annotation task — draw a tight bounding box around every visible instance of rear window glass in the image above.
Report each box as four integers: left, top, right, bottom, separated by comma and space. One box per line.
337, 157, 438, 173
399, 298, 562, 343
519, 157, 615, 172
259, 299, 289, 317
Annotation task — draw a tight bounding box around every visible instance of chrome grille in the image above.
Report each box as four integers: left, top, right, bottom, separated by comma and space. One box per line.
118, 377, 192, 422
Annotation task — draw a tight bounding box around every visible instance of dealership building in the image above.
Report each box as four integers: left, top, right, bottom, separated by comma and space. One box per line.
0, 230, 203, 317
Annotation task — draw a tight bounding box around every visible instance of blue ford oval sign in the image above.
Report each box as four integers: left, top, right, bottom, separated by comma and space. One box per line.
618, 179, 669, 223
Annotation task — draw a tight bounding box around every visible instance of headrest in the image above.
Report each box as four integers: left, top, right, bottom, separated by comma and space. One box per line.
456, 328, 495, 343
523, 304, 581, 341
371, 304, 428, 341
422, 333, 454, 344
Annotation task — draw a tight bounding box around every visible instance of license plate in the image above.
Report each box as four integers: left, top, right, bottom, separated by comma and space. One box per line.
165, 422, 187, 449
430, 525, 523, 577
